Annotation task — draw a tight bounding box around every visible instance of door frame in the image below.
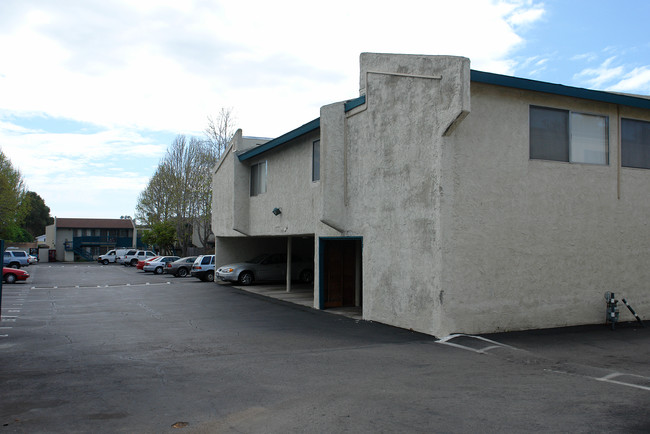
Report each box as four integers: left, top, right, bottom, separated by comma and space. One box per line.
318, 237, 363, 310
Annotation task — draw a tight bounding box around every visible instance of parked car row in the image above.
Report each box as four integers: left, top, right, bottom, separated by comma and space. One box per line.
97, 250, 313, 286
99, 250, 212, 281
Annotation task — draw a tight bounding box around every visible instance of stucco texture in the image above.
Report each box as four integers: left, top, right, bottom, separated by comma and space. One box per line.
440, 83, 650, 334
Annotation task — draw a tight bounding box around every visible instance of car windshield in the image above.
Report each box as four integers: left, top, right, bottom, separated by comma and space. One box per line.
246, 254, 268, 264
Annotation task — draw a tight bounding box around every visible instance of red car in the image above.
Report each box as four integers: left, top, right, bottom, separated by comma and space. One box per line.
136, 256, 160, 270
3, 267, 30, 284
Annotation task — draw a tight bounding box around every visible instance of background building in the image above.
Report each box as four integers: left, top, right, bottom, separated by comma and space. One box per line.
45, 218, 137, 262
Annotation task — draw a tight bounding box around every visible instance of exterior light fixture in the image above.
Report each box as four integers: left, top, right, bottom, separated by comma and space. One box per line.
272, 207, 282, 216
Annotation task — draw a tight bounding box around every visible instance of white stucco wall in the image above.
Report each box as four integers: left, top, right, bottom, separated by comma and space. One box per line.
212, 143, 239, 238
439, 82, 650, 334
246, 130, 321, 237
212, 53, 650, 337
212, 128, 339, 299
52, 228, 74, 262
341, 54, 470, 335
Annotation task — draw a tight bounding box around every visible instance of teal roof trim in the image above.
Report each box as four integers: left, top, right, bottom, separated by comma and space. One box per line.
238, 72, 650, 162
471, 70, 650, 110
238, 117, 320, 161
344, 95, 366, 111
237, 96, 368, 162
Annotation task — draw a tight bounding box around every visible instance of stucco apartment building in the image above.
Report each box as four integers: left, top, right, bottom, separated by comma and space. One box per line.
45, 218, 137, 262
212, 53, 650, 337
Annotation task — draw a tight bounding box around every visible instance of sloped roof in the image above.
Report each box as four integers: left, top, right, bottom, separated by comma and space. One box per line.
470, 70, 650, 110
55, 218, 134, 229
236, 69, 650, 162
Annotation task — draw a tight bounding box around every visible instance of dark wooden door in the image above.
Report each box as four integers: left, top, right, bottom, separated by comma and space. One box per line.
323, 240, 357, 308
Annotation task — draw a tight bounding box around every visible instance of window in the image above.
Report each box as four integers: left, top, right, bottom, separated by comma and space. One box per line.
312, 140, 320, 182
622, 118, 650, 169
530, 106, 608, 165
250, 161, 267, 196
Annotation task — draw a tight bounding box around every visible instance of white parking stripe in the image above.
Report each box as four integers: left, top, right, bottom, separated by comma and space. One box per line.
436, 333, 517, 354
595, 373, 650, 392
437, 334, 650, 393
30, 282, 173, 289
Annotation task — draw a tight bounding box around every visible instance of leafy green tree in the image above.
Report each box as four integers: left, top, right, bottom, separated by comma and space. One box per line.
22, 191, 54, 238
4, 225, 32, 242
0, 148, 28, 241
141, 221, 176, 254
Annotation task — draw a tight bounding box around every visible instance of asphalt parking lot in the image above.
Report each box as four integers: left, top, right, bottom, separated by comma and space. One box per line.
1, 263, 649, 433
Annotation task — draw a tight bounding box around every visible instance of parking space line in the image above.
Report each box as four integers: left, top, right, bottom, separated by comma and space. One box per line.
595, 372, 650, 392
30, 282, 173, 290
436, 333, 518, 354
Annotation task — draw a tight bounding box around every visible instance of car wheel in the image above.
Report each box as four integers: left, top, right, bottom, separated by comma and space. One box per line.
177, 268, 188, 278
5, 273, 16, 284
238, 271, 254, 286
9, 262, 20, 269
130, 259, 138, 266
299, 269, 314, 284
206, 271, 215, 282
102, 259, 109, 265
155, 266, 164, 275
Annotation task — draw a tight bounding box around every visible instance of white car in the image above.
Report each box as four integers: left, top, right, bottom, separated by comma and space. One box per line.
143, 256, 180, 274
123, 250, 157, 267
117, 249, 137, 265
98, 248, 130, 265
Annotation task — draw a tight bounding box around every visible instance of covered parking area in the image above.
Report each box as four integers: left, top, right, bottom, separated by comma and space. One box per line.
214, 235, 315, 294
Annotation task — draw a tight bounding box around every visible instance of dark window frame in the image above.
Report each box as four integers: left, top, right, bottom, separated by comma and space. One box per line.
250, 160, 268, 196
621, 118, 650, 169
312, 139, 320, 182
529, 105, 609, 165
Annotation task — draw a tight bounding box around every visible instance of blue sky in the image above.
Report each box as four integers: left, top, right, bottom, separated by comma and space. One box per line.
0, 0, 649, 222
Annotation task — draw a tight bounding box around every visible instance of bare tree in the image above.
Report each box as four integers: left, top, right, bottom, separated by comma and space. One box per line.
196, 108, 236, 250
136, 108, 236, 256
135, 163, 174, 225
204, 107, 235, 159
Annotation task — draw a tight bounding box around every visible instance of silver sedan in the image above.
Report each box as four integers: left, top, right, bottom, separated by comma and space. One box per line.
216, 253, 314, 286
143, 256, 180, 274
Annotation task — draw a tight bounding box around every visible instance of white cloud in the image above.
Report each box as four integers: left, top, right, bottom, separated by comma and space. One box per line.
0, 121, 166, 217
574, 57, 625, 89
0, 0, 547, 133
571, 52, 598, 63
505, 1, 545, 27
0, 0, 547, 218
608, 66, 650, 94
573, 55, 650, 95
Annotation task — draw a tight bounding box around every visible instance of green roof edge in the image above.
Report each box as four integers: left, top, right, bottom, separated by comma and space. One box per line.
237, 72, 650, 161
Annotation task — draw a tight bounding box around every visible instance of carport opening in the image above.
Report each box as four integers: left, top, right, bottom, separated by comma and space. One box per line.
319, 238, 362, 310
214, 235, 315, 289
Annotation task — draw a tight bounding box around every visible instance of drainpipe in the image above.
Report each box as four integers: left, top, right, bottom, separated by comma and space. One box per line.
286, 236, 292, 293
617, 105, 621, 200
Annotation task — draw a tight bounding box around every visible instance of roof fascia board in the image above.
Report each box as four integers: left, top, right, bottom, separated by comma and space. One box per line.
344, 95, 366, 111
471, 70, 650, 110
237, 118, 320, 161
237, 97, 367, 162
